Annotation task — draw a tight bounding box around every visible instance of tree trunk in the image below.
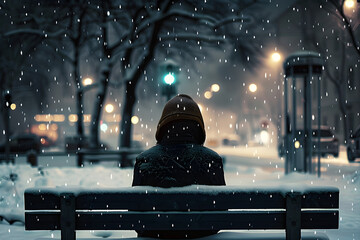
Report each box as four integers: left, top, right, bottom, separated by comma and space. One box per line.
119, 81, 136, 167
89, 66, 111, 149
73, 45, 85, 143
76, 89, 84, 137
117, 1, 172, 167
336, 83, 349, 144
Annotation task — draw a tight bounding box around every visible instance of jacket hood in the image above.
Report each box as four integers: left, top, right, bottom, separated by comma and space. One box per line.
155, 94, 205, 144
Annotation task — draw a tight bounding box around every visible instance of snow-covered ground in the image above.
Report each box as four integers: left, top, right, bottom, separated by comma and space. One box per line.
0, 145, 359, 239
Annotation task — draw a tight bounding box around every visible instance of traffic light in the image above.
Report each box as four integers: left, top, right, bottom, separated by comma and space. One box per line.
163, 72, 175, 85
3, 89, 12, 108
160, 61, 178, 100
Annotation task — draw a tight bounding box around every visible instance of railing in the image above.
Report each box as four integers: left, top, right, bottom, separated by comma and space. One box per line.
0, 148, 144, 168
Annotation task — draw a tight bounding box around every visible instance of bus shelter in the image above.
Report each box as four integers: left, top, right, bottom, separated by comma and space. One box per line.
283, 51, 324, 176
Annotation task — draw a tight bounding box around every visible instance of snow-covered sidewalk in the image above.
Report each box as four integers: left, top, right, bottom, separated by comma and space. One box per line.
0, 151, 359, 239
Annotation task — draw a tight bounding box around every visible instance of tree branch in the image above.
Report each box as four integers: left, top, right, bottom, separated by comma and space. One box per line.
159, 33, 225, 43
329, 0, 360, 56
3, 29, 66, 38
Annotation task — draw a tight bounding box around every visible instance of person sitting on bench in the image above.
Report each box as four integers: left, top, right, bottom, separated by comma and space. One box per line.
132, 94, 226, 239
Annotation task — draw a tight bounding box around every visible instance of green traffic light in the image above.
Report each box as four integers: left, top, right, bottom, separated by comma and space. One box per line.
164, 73, 175, 85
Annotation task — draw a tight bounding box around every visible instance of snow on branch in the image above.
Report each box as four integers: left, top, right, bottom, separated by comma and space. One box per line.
136, 9, 218, 35
111, 40, 147, 60
82, 81, 100, 92
122, 48, 150, 83
213, 15, 251, 29
159, 33, 225, 43
4, 28, 66, 38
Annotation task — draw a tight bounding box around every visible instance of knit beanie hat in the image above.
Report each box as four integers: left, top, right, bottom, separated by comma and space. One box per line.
156, 94, 206, 144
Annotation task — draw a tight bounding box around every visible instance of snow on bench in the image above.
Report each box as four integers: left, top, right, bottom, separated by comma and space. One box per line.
24, 185, 339, 240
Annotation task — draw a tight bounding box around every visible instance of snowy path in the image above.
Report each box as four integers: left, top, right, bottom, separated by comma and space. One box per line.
0, 145, 359, 239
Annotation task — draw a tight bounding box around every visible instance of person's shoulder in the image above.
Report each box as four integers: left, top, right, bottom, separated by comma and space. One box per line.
136, 144, 165, 159
187, 144, 222, 158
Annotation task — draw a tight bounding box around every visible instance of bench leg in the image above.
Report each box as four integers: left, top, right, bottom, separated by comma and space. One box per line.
286, 192, 301, 240
61, 193, 76, 240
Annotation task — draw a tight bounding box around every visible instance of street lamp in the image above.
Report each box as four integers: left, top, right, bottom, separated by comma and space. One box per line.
83, 77, 93, 86
344, 0, 355, 8
131, 115, 139, 125
249, 83, 257, 93
105, 103, 114, 113
211, 84, 220, 92
271, 52, 281, 62
10, 103, 16, 110
204, 91, 212, 99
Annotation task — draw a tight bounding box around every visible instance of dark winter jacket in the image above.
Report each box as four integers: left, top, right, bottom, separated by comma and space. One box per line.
132, 143, 225, 187
132, 120, 225, 238
132, 143, 225, 239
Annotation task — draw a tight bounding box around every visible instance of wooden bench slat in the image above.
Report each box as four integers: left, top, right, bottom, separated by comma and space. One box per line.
25, 210, 338, 231
25, 192, 60, 210
301, 210, 339, 229
25, 212, 60, 230
24, 187, 339, 210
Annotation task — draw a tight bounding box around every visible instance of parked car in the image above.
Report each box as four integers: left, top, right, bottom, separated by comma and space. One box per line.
347, 126, 360, 162
39, 135, 55, 148
0, 133, 41, 153
278, 126, 339, 158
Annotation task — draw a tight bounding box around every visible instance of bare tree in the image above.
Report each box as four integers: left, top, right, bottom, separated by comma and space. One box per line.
306, 0, 360, 143
327, 0, 360, 57
2, 1, 99, 146
85, 0, 261, 166
0, 2, 50, 144
2, 0, 265, 163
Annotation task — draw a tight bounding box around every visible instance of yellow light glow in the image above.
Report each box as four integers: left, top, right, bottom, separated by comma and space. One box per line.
83, 77, 93, 86
131, 116, 139, 125
294, 140, 300, 149
38, 124, 47, 131
34, 114, 50, 122
204, 91, 213, 99
84, 114, 91, 122
53, 114, 65, 122
34, 114, 65, 122
10, 103, 16, 110
197, 104, 203, 112
50, 124, 58, 131
68, 114, 78, 122
345, 0, 355, 8
211, 84, 220, 92
271, 52, 281, 62
105, 104, 114, 113
104, 114, 121, 122
249, 83, 257, 93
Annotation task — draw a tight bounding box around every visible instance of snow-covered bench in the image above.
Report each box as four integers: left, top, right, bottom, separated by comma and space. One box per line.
24, 186, 339, 240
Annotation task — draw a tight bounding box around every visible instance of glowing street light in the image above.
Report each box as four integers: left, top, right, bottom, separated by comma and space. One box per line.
105, 103, 114, 113
83, 77, 93, 86
271, 52, 281, 62
131, 115, 139, 125
211, 84, 220, 92
249, 83, 257, 93
10, 103, 16, 110
204, 91, 213, 99
344, 0, 355, 8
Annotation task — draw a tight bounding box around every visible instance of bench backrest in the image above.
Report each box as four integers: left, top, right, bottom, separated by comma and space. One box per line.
25, 186, 339, 240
